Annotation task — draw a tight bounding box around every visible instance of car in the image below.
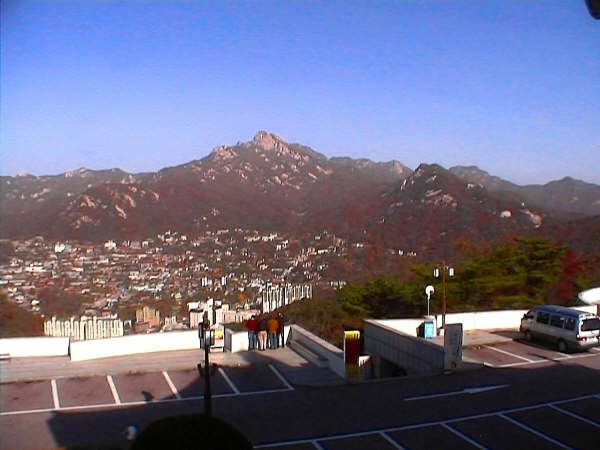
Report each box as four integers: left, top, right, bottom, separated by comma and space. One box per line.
520, 305, 600, 352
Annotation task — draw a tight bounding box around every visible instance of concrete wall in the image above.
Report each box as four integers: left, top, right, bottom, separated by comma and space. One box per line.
69, 331, 201, 361
364, 320, 444, 375
224, 328, 248, 353
289, 325, 345, 378
379, 306, 599, 338
0, 337, 70, 357
223, 325, 291, 353
435, 310, 528, 333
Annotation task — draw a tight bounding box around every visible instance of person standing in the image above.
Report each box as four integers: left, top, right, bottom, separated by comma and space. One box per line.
246, 315, 258, 350
257, 316, 267, 351
277, 312, 286, 348
267, 315, 279, 350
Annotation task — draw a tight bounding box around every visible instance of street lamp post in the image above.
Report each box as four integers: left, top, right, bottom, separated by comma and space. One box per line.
198, 314, 215, 417
433, 262, 454, 329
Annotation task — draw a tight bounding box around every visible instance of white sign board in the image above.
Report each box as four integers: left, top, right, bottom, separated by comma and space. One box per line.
444, 323, 463, 370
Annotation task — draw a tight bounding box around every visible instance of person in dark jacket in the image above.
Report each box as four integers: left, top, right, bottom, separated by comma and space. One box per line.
277, 312, 286, 348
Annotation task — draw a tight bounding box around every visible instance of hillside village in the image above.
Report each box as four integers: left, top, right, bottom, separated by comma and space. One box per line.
0, 228, 417, 337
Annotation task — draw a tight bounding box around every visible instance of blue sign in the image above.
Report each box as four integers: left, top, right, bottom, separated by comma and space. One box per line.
424, 321, 435, 339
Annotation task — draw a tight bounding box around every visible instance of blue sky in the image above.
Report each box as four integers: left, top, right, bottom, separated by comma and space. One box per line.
2, 1, 599, 184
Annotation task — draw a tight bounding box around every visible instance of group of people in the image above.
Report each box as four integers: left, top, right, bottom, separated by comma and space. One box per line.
246, 313, 286, 351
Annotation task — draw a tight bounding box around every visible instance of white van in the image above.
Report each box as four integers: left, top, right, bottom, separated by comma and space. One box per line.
520, 305, 600, 352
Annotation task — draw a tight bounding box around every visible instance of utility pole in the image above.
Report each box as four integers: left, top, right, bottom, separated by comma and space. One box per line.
434, 262, 454, 330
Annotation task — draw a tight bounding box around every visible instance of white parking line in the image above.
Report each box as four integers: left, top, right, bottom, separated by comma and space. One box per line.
312, 441, 326, 450
0, 385, 293, 417
441, 423, 486, 450
106, 375, 121, 405
268, 364, 294, 391
590, 347, 600, 352
162, 371, 181, 399
51, 379, 60, 409
497, 351, 600, 368
379, 431, 406, 449
549, 404, 600, 427
484, 345, 535, 363
498, 413, 571, 449
218, 367, 240, 394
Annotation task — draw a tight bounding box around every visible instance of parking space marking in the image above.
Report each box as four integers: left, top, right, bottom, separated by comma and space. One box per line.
312, 441, 326, 450
590, 347, 600, 352
217, 367, 240, 394
441, 423, 486, 449
549, 404, 600, 427
51, 379, 60, 409
379, 432, 406, 449
268, 364, 294, 391
254, 392, 600, 448
162, 371, 181, 399
484, 344, 535, 363
498, 413, 570, 449
497, 350, 600, 368
106, 375, 121, 405
0, 380, 296, 417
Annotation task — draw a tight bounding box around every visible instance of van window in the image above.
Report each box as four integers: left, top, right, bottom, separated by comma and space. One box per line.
581, 317, 600, 331
565, 318, 576, 330
550, 315, 565, 328
536, 312, 550, 324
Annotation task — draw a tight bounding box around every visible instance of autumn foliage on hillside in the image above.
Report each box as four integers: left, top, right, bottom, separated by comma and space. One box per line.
282, 237, 599, 348
0, 291, 44, 337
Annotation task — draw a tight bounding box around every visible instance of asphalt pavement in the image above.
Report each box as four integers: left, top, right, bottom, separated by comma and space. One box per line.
1, 339, 600, 449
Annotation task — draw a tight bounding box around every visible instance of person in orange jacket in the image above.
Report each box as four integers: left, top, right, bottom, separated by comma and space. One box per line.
266, 316, 279, 349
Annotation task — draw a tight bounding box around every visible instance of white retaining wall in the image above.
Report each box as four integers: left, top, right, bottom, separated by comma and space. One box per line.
380, 306, 599, 338
376, 318, 434, 337
69, 330, 201, 361
289, 324, 345, 378
364, 320, 445, 375
224, 328, 249, 353
0, 337, 70, 357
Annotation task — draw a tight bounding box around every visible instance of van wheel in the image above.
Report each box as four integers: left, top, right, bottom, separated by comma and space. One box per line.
557, 339, 567, 353
524, 331, 533, 342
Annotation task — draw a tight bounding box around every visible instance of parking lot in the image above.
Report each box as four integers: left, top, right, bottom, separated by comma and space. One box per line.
255, 392, 600, 449
0, 363, 293, 416
463, 338, 600, 369
2, 340, 600, 449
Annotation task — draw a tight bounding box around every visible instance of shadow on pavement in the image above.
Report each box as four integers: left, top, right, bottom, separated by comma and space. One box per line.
489, 330, 523, 340
44, 348, 338, 449
43, 351, 599, 449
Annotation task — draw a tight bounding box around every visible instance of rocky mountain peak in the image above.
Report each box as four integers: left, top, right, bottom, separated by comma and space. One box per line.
252, 130, 287, 151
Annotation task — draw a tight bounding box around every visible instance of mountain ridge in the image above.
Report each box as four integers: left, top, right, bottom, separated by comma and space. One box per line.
1, 131, 598, 255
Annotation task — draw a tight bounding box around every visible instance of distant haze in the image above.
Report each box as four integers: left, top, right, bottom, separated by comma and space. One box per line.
1, 1, 599, 184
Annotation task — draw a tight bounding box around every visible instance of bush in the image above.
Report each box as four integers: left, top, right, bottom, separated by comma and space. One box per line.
132, 414, 252, 450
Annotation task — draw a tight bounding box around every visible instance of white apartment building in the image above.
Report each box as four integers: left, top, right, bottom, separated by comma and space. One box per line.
261, 283, 312, 313
44, 315, 124, 341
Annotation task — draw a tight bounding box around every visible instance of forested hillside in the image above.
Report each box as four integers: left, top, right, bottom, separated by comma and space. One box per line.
283, 237, 600, 348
